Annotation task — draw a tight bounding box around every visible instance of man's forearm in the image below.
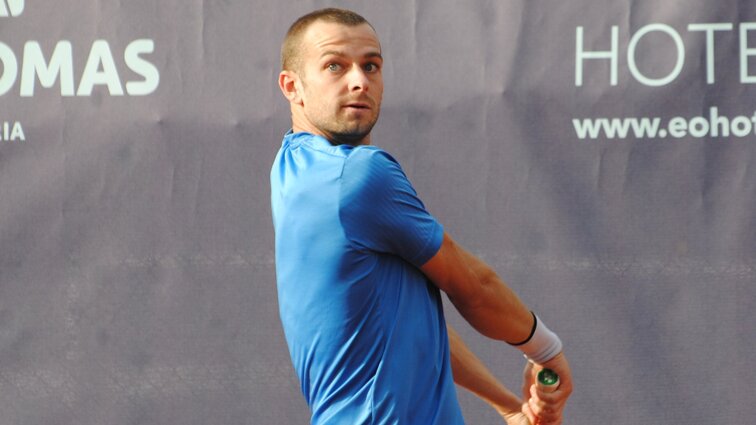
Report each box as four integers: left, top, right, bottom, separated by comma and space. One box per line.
447, 243, 534, 344
420, 233, 533, 343
447, 325, 523, 417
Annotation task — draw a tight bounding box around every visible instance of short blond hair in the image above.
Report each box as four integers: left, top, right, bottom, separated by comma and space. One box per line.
281, 8, 373, 72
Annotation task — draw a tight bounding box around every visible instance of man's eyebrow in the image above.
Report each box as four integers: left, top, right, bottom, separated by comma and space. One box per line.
319, 50, 383, 61
319, 50, 345, 59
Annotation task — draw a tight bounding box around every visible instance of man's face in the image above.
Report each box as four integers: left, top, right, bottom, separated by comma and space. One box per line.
293, 21, 383, 145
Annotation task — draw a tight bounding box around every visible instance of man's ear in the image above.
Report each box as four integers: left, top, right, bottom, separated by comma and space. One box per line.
279, 70, 303, 105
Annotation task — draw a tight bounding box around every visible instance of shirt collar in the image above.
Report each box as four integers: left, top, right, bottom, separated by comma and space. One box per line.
283, 130, 355, 153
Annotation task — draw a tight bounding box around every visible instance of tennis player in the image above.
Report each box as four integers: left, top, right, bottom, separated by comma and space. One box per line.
271, 8, 572, 424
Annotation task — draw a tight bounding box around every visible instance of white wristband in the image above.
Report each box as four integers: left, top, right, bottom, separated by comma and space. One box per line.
514, 313, 563, 364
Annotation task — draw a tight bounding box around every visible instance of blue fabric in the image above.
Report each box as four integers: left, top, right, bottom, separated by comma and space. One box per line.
270, 131, 464, 425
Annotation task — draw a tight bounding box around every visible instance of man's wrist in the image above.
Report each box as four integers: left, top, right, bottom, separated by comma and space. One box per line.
508, 312, 562, 364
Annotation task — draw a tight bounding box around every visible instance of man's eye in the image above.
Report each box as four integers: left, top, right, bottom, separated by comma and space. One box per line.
327, 63, 341, 72
364, 63, 379, 72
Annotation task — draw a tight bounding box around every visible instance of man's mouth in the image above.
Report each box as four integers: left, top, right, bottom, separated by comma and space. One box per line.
344, 102, 371, 110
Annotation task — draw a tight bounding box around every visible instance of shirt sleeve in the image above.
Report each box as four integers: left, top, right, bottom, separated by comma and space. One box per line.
339, 147, 444, 267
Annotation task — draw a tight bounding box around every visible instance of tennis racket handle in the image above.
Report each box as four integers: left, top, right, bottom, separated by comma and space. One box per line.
537, 368, 560, 393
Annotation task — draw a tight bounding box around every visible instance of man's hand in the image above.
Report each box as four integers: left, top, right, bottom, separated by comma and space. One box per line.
501, 411, 532, 425
521, 353, 573, 425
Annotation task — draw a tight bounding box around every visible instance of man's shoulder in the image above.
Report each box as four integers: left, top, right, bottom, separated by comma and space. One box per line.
339, 146, 415, 217
341, 145, 406, 190
344, 145, 401, 174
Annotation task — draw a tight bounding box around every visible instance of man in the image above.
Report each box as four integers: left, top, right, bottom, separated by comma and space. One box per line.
271, 8, 572, 424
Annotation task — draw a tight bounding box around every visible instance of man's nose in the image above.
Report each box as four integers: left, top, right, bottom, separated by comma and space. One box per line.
347, 65, 369, 91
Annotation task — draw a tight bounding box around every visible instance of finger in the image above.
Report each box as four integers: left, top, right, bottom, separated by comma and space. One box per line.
522, 363, 536, 400
528, 395, 556, 417
529, 406, 562, 425
529, 383, 564, 405
521, 401, 537, 425
528, 387, 565, 423
532, 386, 566, 406
530, 376, 571, 409
534, 418, 562, 425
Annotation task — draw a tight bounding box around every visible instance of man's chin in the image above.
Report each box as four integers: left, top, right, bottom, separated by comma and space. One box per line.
322, 121, 375, 145
328, 131, 370, 146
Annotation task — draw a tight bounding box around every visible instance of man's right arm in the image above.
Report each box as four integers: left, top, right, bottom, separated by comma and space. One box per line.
420, 232, 534, 343
420, 232, 573, 424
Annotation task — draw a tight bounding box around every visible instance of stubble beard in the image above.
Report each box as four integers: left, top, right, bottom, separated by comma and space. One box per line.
309, 107, 380, 146
298, 73, 381, 145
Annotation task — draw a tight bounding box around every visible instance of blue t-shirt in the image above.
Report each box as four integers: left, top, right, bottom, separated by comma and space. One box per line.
270, 131, 464, 425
